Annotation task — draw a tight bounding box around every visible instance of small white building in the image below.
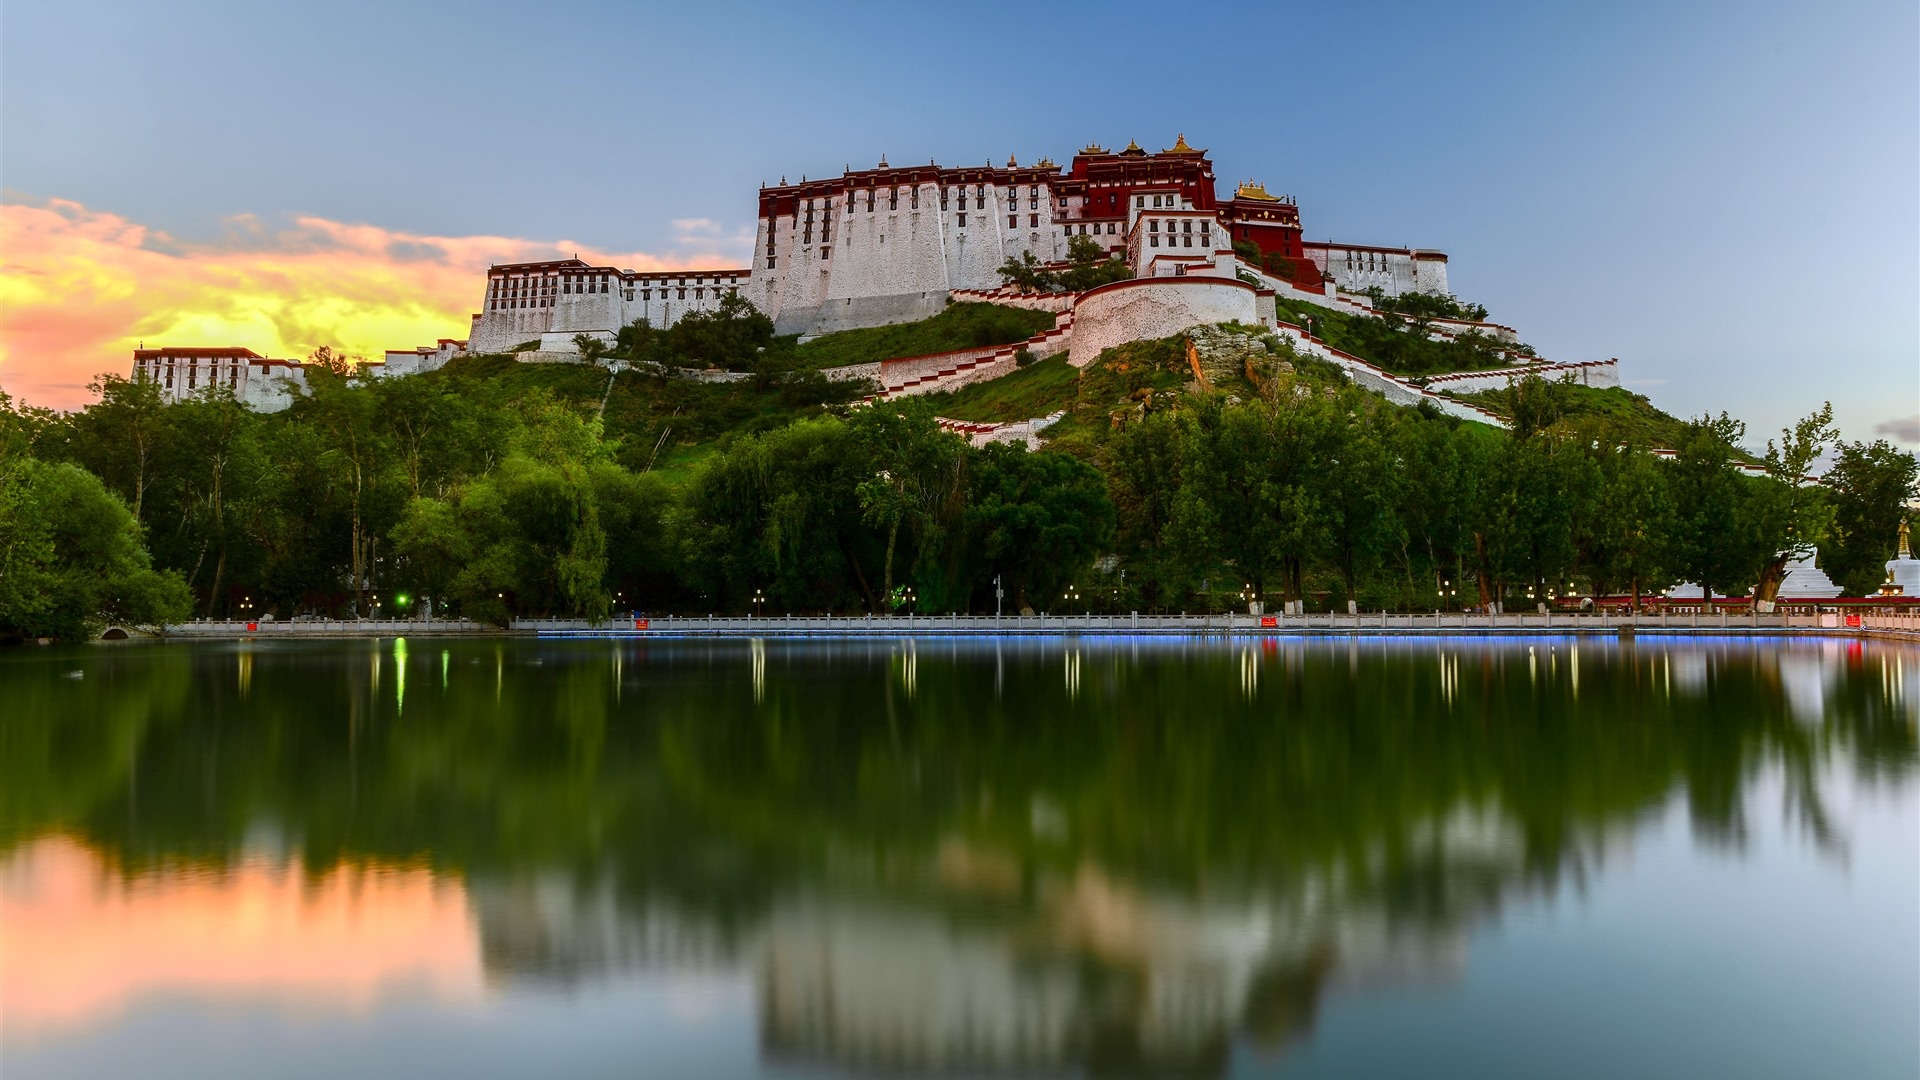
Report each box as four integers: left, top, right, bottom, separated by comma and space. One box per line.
131, 347, 308, 412
377, 338, 468, 378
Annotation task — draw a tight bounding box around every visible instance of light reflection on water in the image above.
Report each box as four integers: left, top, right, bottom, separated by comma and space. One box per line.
0, 635, 1914, 1079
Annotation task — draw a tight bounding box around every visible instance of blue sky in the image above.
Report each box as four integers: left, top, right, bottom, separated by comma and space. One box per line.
3, 0, 1914, 447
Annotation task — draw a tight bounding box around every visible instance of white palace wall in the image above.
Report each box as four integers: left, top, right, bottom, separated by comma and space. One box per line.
1067, 278, 1268, 367
1305, 245, 1449, 297
754, 179, 1071, 337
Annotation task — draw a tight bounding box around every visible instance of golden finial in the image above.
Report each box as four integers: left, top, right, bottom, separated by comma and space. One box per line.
1081, 141, 1107, 154
1235, 180, 1279, 201
1900, 518, 1912, 560
1123, 138, 1144, 154
1169, 133, 1196, 153
1007, 152, 1018, 167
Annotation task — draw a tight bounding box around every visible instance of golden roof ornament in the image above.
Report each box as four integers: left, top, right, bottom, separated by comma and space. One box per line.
878, 154, 888, 168
1007, 153, 1018, 167
1900, 518, 1913, 560
1036, 156, 1055, 168
1081, 142, 1107, 154
1235, 180, 1280, 201
1167, 133, 1198, 153
1121, 138, 1146, 155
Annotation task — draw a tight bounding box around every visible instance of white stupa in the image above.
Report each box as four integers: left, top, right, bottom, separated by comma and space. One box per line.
1776, 547, 1844, 599
1885, 520, 1920, 596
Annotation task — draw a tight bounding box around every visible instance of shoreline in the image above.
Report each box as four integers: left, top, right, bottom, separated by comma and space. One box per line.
117, 611, 1920, 645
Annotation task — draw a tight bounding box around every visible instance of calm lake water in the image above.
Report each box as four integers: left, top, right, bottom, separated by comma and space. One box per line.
2, 635, 1915, 1079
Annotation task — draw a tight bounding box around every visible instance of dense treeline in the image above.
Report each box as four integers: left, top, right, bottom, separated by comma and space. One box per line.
0, 314, 1912, 638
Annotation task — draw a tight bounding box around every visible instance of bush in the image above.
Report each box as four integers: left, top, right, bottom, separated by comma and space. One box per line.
1014, 348, 1036, 368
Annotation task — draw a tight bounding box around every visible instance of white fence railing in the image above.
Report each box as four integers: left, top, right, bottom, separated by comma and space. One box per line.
163, 618, 496, 636
511, 611, 1920, 636
156, 611, 1920, 638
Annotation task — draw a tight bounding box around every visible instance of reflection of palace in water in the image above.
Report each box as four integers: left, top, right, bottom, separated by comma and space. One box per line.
463, 805, 1565, 1076
6, 637, 1912, 1075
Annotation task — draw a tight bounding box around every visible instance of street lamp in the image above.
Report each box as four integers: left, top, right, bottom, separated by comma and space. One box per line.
753, 589, 765, 618
1062, 584, 1080, 614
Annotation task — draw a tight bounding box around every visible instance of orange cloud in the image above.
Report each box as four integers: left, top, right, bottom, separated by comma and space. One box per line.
0, 198, 746, 410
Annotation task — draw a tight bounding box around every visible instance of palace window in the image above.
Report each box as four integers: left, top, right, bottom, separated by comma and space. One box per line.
975, 184, 984, 209
957, 213, 967, 228
821, 247, 830, 260
1183, 236, 1192, 247
1150, 220, 1158, 232
678, 288, 687, 299
867, 191, 875, 211
767, 257, 776, 268
1107, 223, 1116, 234
1009, 215, 1017, 230
1151, 236, 1159, 248
889, 189, 898, 209
1182, 220, 1191, 233
1030, 214, 1038, 227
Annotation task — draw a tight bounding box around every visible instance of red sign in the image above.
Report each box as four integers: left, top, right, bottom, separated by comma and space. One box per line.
246, 622, 258, 632
1260, 616, 1278, 628
1844, 614, 1862, 628
633, 619, 650, 630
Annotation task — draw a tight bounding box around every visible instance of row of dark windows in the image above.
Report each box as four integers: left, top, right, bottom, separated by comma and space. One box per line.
488, 286, 737, 311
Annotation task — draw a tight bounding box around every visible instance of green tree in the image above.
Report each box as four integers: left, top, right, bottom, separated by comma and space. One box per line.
1750, 403, 1838, 601
0, 458, 192, 639
1579, 431, 1677, 601
1821, 439, 1920, 595
68, 373, 170, 523
966, 444, 1115, 613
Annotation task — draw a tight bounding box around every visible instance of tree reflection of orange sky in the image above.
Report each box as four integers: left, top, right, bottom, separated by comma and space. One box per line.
0, 835, 484, 1043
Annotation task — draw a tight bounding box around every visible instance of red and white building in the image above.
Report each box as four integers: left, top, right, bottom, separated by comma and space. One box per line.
464, 136, 1454, 352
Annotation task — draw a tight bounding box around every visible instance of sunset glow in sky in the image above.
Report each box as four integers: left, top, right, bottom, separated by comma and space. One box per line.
0, 199, 744, 410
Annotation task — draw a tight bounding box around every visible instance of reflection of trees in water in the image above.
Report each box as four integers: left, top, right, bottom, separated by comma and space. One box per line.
2, 638, 1913, 1076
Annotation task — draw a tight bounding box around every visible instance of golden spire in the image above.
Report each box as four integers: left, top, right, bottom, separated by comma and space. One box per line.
1235, 180, 1279, 201
1007, 152, 1018, 167
1900, 518, 1912, 560
1125, 138, 1142, 152
1168, 133, 1198, 153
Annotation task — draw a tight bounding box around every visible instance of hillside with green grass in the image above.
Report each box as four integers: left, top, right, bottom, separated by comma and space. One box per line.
1271, 295, 1523, 376
1442, 381, 1725, 453
792, 302, 1054, 368
923, 325, 1367, 449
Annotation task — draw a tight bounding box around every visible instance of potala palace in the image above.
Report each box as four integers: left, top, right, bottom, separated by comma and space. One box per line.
132, 134, 1617, 420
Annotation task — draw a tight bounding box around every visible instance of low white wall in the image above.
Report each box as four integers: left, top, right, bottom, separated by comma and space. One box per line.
1066, 278, 1265, 367
1419, 360, 1620, 394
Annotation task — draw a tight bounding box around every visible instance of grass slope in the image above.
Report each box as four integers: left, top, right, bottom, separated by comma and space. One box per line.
1271, 295, 1519, 377
920, 355, 1081, 422
793, 302, 1053, 368
1447, 383, 1709, 451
